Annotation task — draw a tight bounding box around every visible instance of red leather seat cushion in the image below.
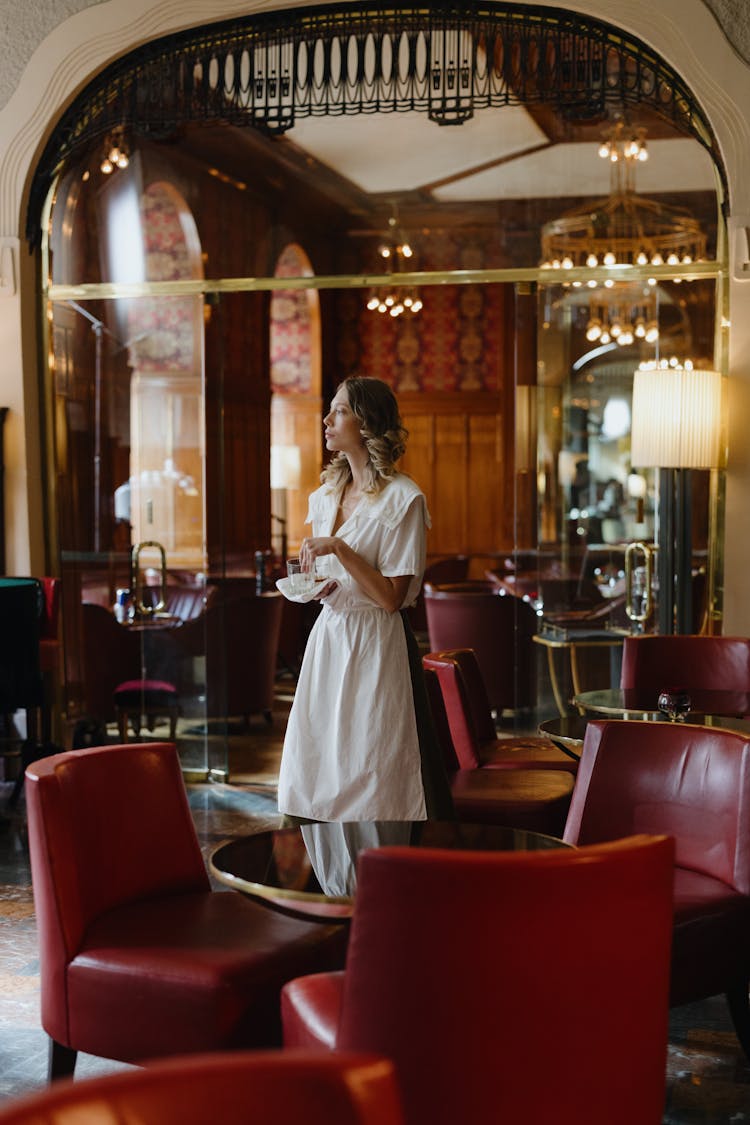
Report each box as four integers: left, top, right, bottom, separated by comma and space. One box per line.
67, 892, 348, 1061
281, 971, 345, 1048
115, 679, 177, 695
671, 867, 750, 1006
450, 768, 573, 834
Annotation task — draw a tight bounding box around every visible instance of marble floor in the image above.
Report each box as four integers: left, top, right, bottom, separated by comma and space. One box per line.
1, 687, 749, 1120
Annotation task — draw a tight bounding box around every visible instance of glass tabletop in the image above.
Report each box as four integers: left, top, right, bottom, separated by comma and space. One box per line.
574, 687, 750, 718
209, 821, 571, 922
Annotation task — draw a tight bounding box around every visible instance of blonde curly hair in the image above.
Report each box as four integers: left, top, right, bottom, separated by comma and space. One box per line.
321, 376, 408, 496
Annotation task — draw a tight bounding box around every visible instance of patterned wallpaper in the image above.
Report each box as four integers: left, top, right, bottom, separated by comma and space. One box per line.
127, 181, 201, 374
270, 243, 314, 395
337, 230, 507, 392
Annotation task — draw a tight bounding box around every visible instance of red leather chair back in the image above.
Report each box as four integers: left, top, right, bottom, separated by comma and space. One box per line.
422, 650, 495, 768
39, 576, 60, 639
422, 666, 460, 771
0, 1051, 404, 1125
564, 720, 750, 894
408, 556, 470, 633
620, 634, 750, 711
424, 586, 537, 713
177, 583, 283, 719
25, 743, 208, 1046
336, 837, 674, 1125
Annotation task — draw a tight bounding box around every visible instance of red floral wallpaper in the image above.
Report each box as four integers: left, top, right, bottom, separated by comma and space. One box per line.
270, 243, 314, 395
336, 230, 507, 392
127, 182, 202, 374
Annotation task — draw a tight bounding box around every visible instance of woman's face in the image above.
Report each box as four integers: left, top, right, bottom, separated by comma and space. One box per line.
323, 387, 363, 456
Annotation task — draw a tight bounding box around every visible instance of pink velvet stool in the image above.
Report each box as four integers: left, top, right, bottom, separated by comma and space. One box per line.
114, 678, 179, 741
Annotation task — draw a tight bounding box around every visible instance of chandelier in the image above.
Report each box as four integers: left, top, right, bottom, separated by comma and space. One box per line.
99, 128, 130, 175
540, 121, 707, 348
366, 217, 422, 318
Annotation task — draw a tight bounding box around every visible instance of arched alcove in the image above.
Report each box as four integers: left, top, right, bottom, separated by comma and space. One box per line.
270, 242, 321, 556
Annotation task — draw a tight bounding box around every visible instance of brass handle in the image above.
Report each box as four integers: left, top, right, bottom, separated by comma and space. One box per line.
130, 540, 167, 616
625, 541, 657, 627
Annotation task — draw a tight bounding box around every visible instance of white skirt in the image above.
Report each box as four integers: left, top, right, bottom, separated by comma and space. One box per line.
277, 604, 427, 822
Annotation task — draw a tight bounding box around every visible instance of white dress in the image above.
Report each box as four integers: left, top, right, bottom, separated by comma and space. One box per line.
277, 472, 430, 823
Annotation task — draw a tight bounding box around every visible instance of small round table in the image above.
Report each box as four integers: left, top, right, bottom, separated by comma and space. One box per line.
538, 715, 587, 755
574, 687, 750, 720
210, 821, 571, 922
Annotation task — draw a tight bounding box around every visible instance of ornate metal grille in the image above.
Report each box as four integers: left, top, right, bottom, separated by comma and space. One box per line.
27, 0, 720, 245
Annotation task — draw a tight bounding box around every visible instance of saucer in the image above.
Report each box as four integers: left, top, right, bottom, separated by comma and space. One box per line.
275, 575, 327, 604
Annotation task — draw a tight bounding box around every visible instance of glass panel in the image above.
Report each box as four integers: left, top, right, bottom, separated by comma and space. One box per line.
533, 275, 719, 709
44, 77, 724, 771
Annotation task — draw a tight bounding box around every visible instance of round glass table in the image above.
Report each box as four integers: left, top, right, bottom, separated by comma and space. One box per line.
574, 687, 750, 720
210, 821, 571, 922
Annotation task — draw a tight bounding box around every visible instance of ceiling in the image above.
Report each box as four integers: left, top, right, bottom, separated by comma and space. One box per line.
285, 106, 717, 202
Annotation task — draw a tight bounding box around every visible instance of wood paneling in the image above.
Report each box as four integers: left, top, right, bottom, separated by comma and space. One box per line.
401, 392, 508, 557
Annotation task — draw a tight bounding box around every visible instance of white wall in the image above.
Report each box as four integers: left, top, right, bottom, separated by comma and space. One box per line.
1, 0, 749, 630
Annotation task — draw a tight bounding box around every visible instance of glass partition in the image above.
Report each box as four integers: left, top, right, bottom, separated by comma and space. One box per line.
43, 84, 725, 765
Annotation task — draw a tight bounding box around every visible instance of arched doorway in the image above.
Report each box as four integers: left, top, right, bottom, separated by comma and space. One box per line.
36, 2, 725, 770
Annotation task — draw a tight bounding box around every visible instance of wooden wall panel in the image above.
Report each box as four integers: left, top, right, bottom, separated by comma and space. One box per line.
467, 414, 503, 552
400, 392, 508, 558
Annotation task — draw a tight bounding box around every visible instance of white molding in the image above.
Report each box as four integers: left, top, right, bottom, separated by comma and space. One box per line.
0, 239, 18, 296
0, 0, 749, 240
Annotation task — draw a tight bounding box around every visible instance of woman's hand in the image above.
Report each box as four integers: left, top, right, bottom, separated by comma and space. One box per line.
313, 581, 339, 600
300, 535, 410, 614
299, 536, 337, 571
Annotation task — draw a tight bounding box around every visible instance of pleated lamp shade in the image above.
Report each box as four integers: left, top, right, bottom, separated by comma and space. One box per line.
630, 367, 723, 469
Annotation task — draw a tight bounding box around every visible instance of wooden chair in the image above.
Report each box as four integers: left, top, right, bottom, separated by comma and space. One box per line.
282, 836, 675, 1125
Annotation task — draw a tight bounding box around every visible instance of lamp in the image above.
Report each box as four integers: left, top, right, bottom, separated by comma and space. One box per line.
541, 120, 707, 353
365, 215, 422, 317
99, 128, 130, 175
630, 363, 723, 632
270, 444, 301, 561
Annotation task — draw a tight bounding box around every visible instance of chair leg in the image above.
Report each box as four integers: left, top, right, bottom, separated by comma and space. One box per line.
726, 980, 750, 1061
48, 1038, 77, 1081
117, 711, 129, 743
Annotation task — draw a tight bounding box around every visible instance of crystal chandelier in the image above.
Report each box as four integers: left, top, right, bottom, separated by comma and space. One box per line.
540, 121, 707, 349
366, 217, 422, 318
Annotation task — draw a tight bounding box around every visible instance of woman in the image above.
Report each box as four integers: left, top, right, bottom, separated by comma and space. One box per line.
277, 376, 451, 894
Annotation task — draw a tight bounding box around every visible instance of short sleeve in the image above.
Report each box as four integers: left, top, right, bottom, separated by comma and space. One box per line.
378, 492, 428, 579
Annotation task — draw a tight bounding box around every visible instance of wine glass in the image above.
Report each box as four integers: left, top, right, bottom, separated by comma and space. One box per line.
657, 687, 692, 723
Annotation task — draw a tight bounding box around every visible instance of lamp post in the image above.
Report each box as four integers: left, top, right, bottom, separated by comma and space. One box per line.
630, 365, 723, 634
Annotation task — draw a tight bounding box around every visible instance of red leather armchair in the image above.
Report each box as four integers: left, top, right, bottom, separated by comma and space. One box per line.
424, 583, 537, 713
25, 742, 348, 1080
422, 663, 573, 835
0, 1051, 403, 1125
564, 719, 750, 1059
282, 836, 675, 1125
407, 554, 470, 634
620, 633, 750, 714
423, 648, 577, 772
175, 583, 284, 724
